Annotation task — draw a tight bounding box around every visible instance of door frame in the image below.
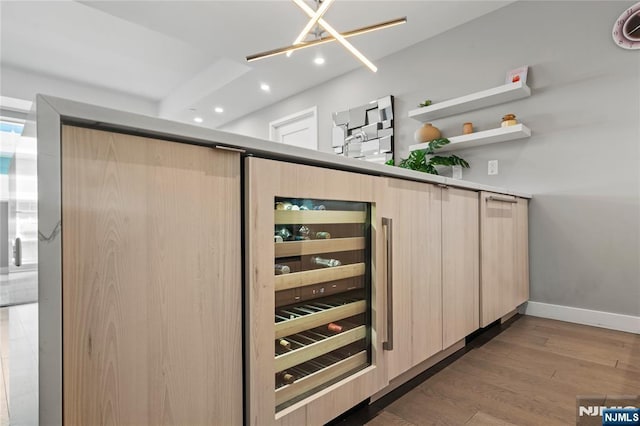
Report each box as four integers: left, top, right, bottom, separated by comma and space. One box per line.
268, 106, 318, 150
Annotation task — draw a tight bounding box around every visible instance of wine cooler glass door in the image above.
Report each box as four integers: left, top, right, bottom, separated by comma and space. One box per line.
273, 198, 371, 411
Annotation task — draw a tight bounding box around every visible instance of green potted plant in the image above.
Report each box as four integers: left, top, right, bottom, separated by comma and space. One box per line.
386, 138, 469, 175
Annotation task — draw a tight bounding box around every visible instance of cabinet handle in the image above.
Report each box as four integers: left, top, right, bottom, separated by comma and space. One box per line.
13, 237, 22, 267
382, 217, 393, 351
214, 145, 246, 153
486, 195, 517, 203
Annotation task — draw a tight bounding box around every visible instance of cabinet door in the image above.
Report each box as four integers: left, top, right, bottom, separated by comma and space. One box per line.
514, 198, 530, 306
246, 158, 386, 426
442, 187, 479, 349
382, 178, 442, 380
479, 191, 516, 327
62, 126, 242, 425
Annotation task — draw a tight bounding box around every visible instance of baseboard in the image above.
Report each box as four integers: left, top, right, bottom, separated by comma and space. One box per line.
523, 301, 640, 334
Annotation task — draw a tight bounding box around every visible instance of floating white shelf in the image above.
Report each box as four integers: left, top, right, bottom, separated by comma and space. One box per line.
408, 124, 531, 153
408, 81, 531, 122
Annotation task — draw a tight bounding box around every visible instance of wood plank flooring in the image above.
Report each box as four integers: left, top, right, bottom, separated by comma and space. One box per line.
346, 315, 639, 426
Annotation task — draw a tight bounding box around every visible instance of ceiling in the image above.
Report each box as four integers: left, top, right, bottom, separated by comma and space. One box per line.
0, 1, 513, 128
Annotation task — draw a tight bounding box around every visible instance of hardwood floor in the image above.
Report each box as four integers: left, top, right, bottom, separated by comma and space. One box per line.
341, 315, 640, 426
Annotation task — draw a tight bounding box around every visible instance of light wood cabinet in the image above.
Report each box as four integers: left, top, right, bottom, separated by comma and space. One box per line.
57, 126, 528, 424
245, 158, 387, 426
61, 126, 242, 425
381, 178, 442, 380
381, 181, 480, 380
479, 191, 529, 327
442, 187, 479, 349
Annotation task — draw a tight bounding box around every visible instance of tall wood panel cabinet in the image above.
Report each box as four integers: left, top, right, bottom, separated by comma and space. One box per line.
245, 158, 387, 426
442, 187, 479, 349
479, 191, 529, 327
61, 126, 242, 425
380, 178, 442, 380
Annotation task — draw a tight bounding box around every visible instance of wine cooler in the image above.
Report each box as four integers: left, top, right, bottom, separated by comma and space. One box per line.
273, 198, 371, 411
246, 158, 386, 425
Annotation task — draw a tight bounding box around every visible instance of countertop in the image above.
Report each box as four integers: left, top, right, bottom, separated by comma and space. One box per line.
36, 95, 531, 199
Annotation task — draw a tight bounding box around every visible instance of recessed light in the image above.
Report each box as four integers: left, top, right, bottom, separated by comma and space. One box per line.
314, 57, 325, 65
214, 107, 224, 113
193, 117, 203, 123
260, 83, 270, 92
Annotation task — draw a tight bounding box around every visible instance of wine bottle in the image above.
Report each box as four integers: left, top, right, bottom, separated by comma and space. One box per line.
311, 256, 341, 267
278, 338, 291, 349
327, 322, 343, 333
275, 264, 291, 275
275, 226, 292, 241
298, 225, 311, 238
277, 371, 296, 385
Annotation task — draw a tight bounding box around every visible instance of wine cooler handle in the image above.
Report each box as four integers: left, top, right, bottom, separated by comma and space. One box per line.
382, 217, 394, 351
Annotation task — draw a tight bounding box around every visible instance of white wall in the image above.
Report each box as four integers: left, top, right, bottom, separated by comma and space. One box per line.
223, 1, 640, 317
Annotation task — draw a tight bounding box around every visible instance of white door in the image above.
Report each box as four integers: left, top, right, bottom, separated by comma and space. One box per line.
269, 106, 318, 150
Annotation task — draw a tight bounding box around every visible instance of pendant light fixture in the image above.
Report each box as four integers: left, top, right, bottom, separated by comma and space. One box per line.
246, 0, 406, 73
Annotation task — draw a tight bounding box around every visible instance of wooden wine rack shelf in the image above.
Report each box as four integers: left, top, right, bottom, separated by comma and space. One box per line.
275, 210, 366, 225
274, 326, 367, 372
275, 263, 366, 292
275, 351, 367, 407
275, 300, 366, 339
275, 237, 365, 257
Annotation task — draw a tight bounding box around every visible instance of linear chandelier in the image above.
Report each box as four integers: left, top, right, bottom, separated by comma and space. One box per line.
246, 0, 407, 73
